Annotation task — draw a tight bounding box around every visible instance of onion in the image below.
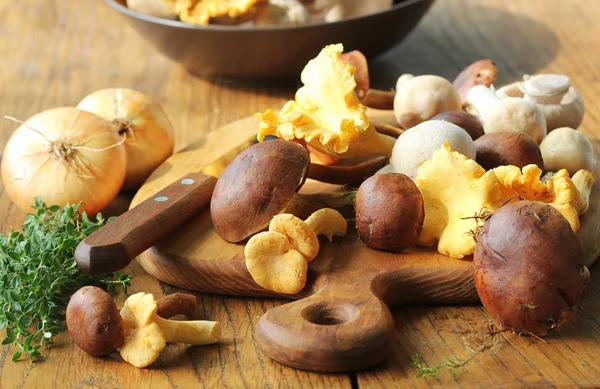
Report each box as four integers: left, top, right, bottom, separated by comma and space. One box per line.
1, 107, 127, 215
77, 88, 174, 190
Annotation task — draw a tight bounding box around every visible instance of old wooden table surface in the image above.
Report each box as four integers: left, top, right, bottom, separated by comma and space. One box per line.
2, 0, 600, 388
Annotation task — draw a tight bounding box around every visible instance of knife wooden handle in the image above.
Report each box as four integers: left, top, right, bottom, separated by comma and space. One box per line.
75, 172, 217, 274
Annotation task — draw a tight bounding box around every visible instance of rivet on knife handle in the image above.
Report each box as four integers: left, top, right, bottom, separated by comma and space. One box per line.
75, 172, 218, 275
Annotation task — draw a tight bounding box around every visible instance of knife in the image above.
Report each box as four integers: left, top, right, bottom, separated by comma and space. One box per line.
75, 134, 258, 275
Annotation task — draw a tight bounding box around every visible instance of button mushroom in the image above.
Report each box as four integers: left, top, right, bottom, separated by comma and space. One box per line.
538, 127, 597, 175
393, 75, 462, 129
66, 287, 200, 357
245, 209, 347, 294
496, 74, 585, 131
465, 85, 547, 143
389, 120, 476, 180
119, 292, 221, 368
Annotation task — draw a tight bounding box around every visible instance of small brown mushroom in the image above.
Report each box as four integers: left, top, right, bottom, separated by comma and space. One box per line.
66, 287, 199, 357
340, 49, 395, 110
475, 132, 543, 170
452, 59, 498, 107
355, 174, 424, 252
429, 110, 484, 140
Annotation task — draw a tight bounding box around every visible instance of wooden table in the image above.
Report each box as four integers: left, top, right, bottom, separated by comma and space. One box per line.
1, 0, 600, 387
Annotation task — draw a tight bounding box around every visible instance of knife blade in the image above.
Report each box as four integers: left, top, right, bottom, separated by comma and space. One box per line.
75, 134, 257, 275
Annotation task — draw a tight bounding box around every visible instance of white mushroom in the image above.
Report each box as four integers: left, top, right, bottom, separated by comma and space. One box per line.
539, 127, 597, 175
496, 74, 585, 131
393, 75, 462, 129
466, 85, 547, 143
390, 121, 475, 180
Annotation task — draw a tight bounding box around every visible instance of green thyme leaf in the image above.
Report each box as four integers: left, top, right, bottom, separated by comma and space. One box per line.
0, 198, 133, 361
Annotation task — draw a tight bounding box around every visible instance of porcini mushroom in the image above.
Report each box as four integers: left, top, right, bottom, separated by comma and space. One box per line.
211, 140, 310, 243
66, 286, 124, 356
475, 132, 543, 170
211, 139, 360, 242
119, 292, 221, 368
356, 173, 424, 252
66, 287, 200, 357
390, 120, 476, 180
393, 75, 462, 129
539, 127, 597, 175
496, 74, 585, 131
466, 86, 547, 143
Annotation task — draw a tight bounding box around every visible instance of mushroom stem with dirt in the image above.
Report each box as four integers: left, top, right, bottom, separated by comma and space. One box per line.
66, 287, 200, 357
496, 74, 585, 131
119, 292, 221, 368
465, 85, 547, 143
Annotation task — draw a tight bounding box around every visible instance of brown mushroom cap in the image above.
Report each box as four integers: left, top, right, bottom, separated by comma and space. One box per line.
66, 286, 124, 356
475, 132, 543, 170
356, 173, 424, 252
430, 110, 484, 140
211, 140, 310, 243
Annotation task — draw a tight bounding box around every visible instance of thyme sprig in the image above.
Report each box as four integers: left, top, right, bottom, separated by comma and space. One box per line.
0, 198, 132, 361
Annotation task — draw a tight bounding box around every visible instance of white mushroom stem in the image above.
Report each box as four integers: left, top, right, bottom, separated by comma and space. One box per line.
572, 170, 596, 215
155, 316, 222, 345
465, 85, 500, 122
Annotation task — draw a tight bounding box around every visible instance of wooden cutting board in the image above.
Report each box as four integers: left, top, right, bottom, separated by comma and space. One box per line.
130, 116, 600, 372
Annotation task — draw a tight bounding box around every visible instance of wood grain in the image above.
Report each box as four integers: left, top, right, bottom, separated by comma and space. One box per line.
1, 0, 600, 387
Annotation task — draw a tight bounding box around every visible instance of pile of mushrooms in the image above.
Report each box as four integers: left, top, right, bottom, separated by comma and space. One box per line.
66, 287, 221, 368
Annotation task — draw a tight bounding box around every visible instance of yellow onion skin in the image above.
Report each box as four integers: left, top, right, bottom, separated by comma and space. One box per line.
77, 88, 174, 190
1, 107, 127, 215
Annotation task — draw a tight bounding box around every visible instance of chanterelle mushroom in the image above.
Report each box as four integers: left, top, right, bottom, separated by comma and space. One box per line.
245, 209, 346, 294
119, 292, 221, 368
257, 44, 395, 160
496, 74, 585, 131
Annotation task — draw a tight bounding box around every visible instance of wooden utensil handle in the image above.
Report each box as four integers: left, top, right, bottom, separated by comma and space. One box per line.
75, 173, 217, 274
256, 290, 396, 372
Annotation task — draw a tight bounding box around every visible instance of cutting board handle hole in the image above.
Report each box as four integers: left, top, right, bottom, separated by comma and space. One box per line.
301, 302, 357, 326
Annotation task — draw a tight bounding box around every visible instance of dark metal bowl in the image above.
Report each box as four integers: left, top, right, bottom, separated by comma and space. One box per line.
105, 0, 435, 79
